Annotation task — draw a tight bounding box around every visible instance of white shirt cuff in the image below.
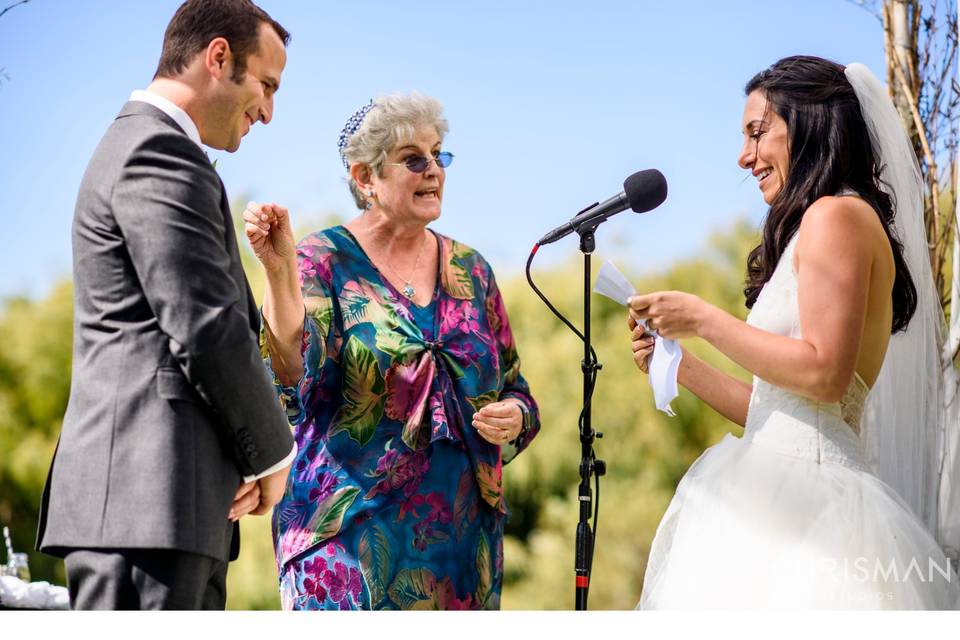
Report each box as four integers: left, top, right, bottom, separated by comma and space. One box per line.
242, 442, 297, 483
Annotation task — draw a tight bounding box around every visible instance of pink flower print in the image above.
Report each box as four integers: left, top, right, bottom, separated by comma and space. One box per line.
404, 492, 452, 548
280, 526, 316, 563
299, 260, 317, 284
364, 448, 430, 499
373, 448, 400, 474
397, 493, 426, 522
298, 244, 333, 285
412, 520, 431, 552
428, 392, 451, 439
438, 299, 481, 336
314, 253, 333, 284
471, 263, 489, 291
321, 561, 363, 606
425, 492, 452, 525
296, 443, 337, 485
457, 302, 480, 334
308, 472, 337, 503
438, 298, 463, 335
446, 341, 480, 365
384, 353, 435, 427
302, 556, 329, 606
410, 518, 451, 552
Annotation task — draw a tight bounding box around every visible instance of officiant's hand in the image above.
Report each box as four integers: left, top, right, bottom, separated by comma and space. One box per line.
628, 291, 714, 339
473, 400, 524, 446
243, 201, 296, 274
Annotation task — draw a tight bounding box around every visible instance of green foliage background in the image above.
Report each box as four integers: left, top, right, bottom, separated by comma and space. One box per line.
0, 204, 759, 610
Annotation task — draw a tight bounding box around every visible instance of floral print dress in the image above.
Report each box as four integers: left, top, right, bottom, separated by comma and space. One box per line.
262, 226, 540, 610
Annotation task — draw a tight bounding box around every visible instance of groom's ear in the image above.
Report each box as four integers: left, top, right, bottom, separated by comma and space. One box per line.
204, 37, 231, 80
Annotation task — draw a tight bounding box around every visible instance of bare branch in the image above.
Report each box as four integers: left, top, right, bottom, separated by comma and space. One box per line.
883, 0, 959, 303
0, 0, 31, 20
847, 0, 885, 21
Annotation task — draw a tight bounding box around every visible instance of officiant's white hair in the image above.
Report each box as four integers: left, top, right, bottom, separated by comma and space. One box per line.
342, 92, 449, 210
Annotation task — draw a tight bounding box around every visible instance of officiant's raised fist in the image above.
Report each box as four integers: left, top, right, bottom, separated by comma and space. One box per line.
244, 201, 297, 274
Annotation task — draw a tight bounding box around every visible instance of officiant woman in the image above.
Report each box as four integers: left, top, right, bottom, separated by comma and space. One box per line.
243, 92, 540, 610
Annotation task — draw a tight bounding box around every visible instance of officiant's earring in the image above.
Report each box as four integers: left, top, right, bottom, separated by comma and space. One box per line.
365, 190, 376, 209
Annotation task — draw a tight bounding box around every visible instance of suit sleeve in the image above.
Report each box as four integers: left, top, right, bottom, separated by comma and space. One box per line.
112, 131, 294, 477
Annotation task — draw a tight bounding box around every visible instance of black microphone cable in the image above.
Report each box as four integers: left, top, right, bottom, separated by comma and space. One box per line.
525, 242, 602, 574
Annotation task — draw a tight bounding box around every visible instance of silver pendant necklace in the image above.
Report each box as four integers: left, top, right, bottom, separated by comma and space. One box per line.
383, 231, 427, 299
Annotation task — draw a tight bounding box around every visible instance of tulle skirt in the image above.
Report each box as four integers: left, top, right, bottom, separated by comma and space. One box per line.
638, 434, 960, 609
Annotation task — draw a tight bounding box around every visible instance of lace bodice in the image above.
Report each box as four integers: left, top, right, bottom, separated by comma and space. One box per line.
743, 234, 870, 470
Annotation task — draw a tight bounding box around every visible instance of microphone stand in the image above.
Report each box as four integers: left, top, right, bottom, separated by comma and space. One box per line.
574, 226, 605, 610
528, 207, 617, 610
530, 171, 667, 608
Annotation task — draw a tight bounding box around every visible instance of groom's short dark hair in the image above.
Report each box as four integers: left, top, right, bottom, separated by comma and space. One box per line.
154, 0, 290, 83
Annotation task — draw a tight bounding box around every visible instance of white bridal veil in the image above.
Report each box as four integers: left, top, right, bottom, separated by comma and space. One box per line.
845, 63, 959, 567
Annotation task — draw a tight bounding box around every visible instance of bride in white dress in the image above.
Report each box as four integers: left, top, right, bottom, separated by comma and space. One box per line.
629, 56, 959, 609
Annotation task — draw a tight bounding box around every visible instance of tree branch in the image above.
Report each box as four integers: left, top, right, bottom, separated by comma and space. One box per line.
0, 0, 31, 20
886, 5, 943, 270
847, 0, 884, 21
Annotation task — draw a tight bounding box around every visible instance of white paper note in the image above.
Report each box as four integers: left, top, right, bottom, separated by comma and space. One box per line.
593, 260, 682, 416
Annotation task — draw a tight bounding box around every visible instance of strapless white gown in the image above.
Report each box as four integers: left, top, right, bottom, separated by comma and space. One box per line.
638, 234, 960, 609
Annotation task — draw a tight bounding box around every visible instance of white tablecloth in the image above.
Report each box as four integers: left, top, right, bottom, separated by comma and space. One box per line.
0, 575, 69, 609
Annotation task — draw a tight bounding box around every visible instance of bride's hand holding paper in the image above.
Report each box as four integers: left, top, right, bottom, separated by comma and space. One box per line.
627, 291, 716, 340
629, 325, 656, 374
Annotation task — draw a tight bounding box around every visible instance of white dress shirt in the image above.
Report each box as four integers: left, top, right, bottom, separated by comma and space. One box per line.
129, 90, 203, 149
128, 89, 297, 483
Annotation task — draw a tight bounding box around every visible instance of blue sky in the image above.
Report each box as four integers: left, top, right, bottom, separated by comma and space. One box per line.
0, 0, 887, 300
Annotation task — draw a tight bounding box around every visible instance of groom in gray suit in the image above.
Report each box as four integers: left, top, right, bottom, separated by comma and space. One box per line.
36, 0, 296, 609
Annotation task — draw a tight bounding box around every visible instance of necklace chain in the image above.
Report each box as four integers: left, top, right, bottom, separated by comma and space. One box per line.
379, 231, 428, 299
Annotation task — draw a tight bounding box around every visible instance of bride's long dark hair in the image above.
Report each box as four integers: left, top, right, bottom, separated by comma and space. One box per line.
743, 55, 917, 333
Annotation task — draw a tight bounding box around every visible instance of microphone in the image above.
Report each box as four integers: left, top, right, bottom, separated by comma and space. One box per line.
537, 169, 668, 246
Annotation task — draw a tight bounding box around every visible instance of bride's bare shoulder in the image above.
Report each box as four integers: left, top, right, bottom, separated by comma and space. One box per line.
796, 195, 888, 261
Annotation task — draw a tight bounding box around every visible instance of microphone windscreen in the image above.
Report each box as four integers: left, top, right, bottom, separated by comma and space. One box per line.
623, 169, 668, 213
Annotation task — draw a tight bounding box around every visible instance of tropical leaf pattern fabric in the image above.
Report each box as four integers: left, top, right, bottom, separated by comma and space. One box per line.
261, 226, 539, 610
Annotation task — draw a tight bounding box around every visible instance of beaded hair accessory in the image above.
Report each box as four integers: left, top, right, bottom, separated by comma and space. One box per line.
337, 100, 376, 169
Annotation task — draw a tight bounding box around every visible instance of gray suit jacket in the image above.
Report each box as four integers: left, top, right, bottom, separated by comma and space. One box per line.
37, 101, 294, 562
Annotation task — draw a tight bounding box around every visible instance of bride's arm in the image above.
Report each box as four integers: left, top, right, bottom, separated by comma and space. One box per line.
677, 349, 753, 426
630, 198, 874, 404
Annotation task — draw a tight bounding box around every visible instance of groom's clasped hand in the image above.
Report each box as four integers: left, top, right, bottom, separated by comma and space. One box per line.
228, 466, 289, 522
